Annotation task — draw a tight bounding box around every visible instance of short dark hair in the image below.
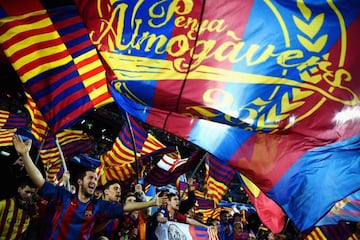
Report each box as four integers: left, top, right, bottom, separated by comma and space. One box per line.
102, 180, 121, 190
123, 192, 136, 203
18, 177, 36, 189
166, 192, 178, 200
75, 168, 96, 182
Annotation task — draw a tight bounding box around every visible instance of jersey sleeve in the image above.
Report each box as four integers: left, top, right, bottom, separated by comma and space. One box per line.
176, 211, 187, 223
39, 181, 71, 203
97, 200, 124, 219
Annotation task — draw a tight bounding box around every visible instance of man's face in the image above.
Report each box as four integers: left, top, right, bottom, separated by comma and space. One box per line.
104, 183, 121, 202
168, 195, 180, 210
18, 185, 36, 202
220, 212, 229, 223
233, 222, 244, 234
125, 195, 137, 204
79, 171, 98, 197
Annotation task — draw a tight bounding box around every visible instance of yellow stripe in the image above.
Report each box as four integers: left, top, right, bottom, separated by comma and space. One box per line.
0, 10, 48, 42
240, 174, 260, 197
0, 199, 15, 237
21, 56, 72, 82
88, 82, 108, 100
73, 49, 100, 72
7, 30, 61, 55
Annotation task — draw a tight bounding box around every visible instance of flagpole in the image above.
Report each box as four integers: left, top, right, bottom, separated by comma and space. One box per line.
180, 151, 208, 201
124, 112, 140, 183
55, 137, 71, 192
34, 127, 49, 165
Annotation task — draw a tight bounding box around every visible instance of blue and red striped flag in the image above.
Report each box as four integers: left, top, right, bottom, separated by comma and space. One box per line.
76, 0, 360, 232
303, 221, 358, 240
0, 3, 112, 134
204, 154, 235, 205
40, 129, 93, 183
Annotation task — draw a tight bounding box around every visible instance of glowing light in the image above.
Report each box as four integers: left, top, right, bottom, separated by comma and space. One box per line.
333, 106, 360, 124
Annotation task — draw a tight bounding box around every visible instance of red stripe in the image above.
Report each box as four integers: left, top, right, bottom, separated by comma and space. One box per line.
17, 49, 70, 78
0, 199, 11, 234
65, 40, 92, 57
313, 227, 323, 240
0, 13, 49, 36
91, 92, 112, 106
28, 62, 77, 96
14, 209, 29, 239
76, 54, 100, 69
80, 66, 106, 85
57, 198, 78, 239
5, 202, 19, 239
5, 37, 64, 64
48, 101, 94, 133
33, 75, 84, 108
52, 15, 81, 30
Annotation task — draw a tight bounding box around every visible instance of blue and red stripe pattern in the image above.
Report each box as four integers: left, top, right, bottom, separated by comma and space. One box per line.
204, 154, 235, 204
0, 4, 112, 134
303, 221, 358, 240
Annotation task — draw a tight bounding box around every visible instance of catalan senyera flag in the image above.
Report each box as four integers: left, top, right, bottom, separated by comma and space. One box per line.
0, 3, 112, 134
0, 128, 16, 147
98, 115, 166, 185
76, 0, 360, 231
23, 92, 48, 146
0, 110, 28, 129
194, 190, 216, 223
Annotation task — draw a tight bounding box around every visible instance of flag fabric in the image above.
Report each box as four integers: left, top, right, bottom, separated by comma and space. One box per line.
75, 0, 360, 231
194, 191, 216, 223
240, 174, 285, 233
144, 149, 202, 187
98, 115, 166, 185
156, 153, 187, 172
303, 221, 358, 240
40, 129, 93, 183
203, 154, 235, 205
0, 110, 28, 129
218, 201, 256, 214
155, 221, 218, 240
23, 92, 48, 146
316, 190, 360, 226
0, 3, 112, 134
70, 153, 101, 170
0, 129, 16, 147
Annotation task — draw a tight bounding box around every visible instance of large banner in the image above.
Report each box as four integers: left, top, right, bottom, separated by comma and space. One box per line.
155, 221, 218, 240
74, 0, 360, 232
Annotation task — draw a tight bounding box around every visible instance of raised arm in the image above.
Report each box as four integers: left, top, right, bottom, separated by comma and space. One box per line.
13, 135, 45, 188
123, 191, 167, 212
186, 218, 209, 228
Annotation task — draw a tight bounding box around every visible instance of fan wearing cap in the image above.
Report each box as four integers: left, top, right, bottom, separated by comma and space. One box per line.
13, 135, 167, 240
